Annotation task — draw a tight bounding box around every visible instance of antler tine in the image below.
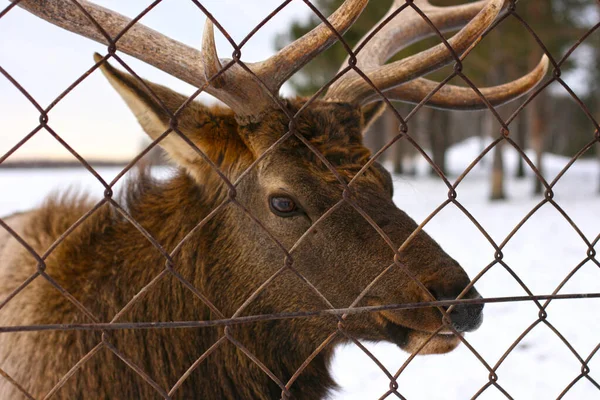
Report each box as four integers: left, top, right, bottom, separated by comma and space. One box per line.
255, 0, 369, 93
14, 0, 549, 117
376, 55, 550, 110
325, 0, 549, 109
13, 0, 208, 91
202, 19, 226, 89
14, 0, 373, 119
326, 0, 508, 103
355, 0, 489, 71
12, 0, 279, 119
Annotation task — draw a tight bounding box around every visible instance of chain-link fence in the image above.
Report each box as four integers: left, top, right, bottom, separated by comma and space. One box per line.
1, 0, 599, 399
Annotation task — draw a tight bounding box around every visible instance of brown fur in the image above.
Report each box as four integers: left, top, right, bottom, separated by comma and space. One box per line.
0, 64, 482, 399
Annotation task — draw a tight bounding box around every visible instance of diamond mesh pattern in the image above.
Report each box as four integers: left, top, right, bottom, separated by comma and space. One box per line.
0, 0, 599, 399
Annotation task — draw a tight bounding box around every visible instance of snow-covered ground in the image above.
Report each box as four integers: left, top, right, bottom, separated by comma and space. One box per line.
0, 138, 599, 399
332, 139, 600, 400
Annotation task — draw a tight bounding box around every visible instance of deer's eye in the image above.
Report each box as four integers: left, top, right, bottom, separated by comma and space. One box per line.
269, 196, 300, 217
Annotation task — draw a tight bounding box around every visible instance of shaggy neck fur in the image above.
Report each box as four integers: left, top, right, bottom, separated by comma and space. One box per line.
4, 170, 338, 399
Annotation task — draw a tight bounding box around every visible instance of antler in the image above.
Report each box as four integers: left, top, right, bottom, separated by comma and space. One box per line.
325, 0, 549, 109
13, 0, 368, 120
13, 0, 547, 115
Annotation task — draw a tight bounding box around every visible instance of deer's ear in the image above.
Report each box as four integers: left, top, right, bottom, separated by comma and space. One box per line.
95, 54, 253, 178
360, 101, 387, 133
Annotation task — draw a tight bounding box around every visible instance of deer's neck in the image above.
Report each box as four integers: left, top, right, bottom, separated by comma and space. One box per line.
115, 170, 340, 399
16, 169, 339, 399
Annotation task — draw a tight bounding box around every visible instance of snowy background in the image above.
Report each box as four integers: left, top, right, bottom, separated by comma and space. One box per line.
1, 138, 598, 399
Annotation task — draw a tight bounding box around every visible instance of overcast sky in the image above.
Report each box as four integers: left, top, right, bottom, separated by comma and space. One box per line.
0, 0, 312, 161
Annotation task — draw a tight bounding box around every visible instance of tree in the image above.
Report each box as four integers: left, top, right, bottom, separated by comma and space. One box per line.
514, 111, 527, 178
461, 0, 591, 198
275, 0, 393, 97
583, 3, 600, 193
514, 0, 592, 194
428, 108, 450, 176
275, 0, 593, 197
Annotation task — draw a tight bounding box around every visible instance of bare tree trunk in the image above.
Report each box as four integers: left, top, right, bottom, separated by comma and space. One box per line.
502, 51, 527, 180
407, 107, 431, 176
485, 109, 506, 200
385, 107, 404, 175
597, 140, 600, 194
596, 120, 600, 194
364, 114, 387, 156
490, 141, 506, 200
515, 113, 527, 178
527, 1, 546, 195
429, 109, 450, 176
478, 112, 487, 167
486, 27, 507, 200
529, 93, 547, 195
391, 146, 403, 175
419, 107, 432, 175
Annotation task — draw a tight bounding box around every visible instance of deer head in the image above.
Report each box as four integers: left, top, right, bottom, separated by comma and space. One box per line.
14, 0, 547, 360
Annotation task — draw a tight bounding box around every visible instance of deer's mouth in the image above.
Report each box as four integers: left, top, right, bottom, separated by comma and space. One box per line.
379, 313, 462, 355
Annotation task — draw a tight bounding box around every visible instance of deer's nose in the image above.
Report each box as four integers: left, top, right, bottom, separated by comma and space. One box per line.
429, 286, 484, 333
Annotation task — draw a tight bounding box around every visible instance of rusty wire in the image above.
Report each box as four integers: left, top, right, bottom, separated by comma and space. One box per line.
0, 0, 599, 399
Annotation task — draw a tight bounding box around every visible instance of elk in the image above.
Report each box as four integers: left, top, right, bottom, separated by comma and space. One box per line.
1, 0, 547, 399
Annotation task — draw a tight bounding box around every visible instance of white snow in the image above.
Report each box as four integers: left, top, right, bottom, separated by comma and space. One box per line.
0, 138, 599, 399
331, 139, 600, 400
